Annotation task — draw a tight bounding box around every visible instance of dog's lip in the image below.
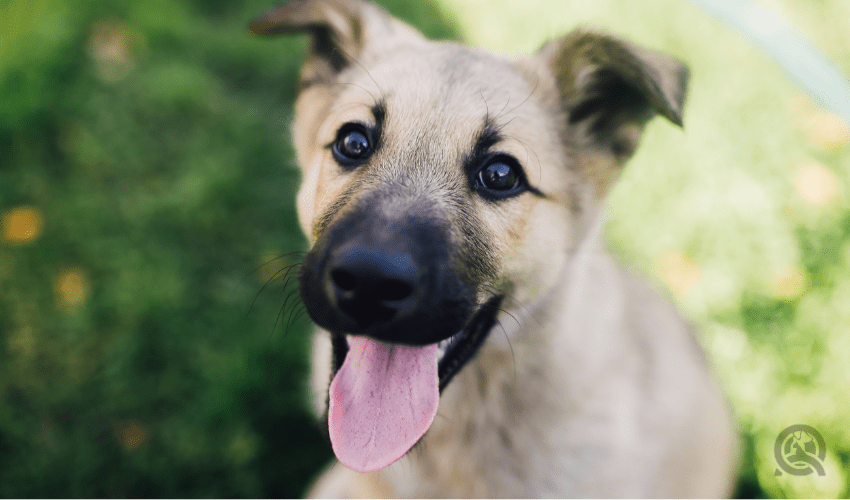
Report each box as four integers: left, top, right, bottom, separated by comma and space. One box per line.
436, 294, 504, 391
331, 295, 505, 392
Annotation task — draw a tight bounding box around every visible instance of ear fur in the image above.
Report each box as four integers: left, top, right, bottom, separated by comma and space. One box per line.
248, 0, 424, 88
530, 28, 688, 198
539, 28, 688, 160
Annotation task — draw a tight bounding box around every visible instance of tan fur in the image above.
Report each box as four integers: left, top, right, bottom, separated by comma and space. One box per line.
249, 1, 737, 497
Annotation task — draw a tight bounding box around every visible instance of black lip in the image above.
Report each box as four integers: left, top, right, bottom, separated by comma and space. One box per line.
437, 294, 504, 391
327, 294, 505, 392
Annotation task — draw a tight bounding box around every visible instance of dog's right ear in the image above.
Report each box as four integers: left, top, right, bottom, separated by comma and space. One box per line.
248, 0, 425, 88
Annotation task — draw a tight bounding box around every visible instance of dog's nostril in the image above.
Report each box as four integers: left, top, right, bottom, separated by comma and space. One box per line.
376, 280, 413, 302
326, 246, 423, 330
331, 269, 357, 291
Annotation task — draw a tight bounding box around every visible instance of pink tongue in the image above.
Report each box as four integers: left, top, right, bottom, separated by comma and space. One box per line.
328, 336, 439, 473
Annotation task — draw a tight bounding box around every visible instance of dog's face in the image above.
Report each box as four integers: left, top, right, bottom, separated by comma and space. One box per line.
250, 0, 687, 474
295, 45, 579, 343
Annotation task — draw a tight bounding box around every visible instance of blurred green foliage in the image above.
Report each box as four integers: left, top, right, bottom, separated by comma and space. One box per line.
0, 0, 456, 497
2, 0, 849, 498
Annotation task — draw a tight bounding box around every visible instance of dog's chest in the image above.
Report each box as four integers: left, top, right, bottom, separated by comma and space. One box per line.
369, 343, 584, 497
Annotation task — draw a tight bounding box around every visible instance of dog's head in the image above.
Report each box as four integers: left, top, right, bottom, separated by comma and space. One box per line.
250, 0, 687, 474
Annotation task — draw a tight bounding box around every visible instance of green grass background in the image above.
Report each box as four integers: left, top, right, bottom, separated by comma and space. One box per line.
1, 0, 848, 497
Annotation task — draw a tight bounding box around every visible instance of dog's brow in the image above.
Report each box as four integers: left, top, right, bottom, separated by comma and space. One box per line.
474, 123, 502, 154
463, 123, 502, 175
371, 100, 386, 153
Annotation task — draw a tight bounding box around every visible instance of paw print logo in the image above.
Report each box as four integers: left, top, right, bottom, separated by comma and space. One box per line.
774, 425, 826, 476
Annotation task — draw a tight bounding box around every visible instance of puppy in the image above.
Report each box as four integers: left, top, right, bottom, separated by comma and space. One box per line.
249, 0, 738, 497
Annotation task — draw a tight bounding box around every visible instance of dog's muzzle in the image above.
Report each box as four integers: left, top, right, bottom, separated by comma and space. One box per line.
299, 207, 477, 346
298, 199, 503, 473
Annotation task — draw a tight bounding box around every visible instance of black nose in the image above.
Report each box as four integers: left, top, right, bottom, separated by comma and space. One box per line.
325, 246, 421, 330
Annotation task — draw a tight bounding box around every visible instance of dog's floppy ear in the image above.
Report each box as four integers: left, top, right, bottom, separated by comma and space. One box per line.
248, 0, 424, 88
536, 28, 688, 195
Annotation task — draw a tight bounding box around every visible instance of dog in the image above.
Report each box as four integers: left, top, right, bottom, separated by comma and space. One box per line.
249, 0, 738, 497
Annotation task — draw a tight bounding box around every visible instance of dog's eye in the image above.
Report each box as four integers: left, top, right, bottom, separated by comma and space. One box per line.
477, 159, 520, 193
339, 130, 369, 158
332, 125, 372, 166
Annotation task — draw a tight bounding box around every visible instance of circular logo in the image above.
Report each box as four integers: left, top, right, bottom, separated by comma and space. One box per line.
774, 424, 826, 476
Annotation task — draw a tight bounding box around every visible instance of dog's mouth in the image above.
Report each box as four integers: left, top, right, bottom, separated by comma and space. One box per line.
326, 295, 504, 473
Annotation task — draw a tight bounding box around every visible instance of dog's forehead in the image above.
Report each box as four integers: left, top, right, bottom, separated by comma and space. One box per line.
343, 43, 539, 132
